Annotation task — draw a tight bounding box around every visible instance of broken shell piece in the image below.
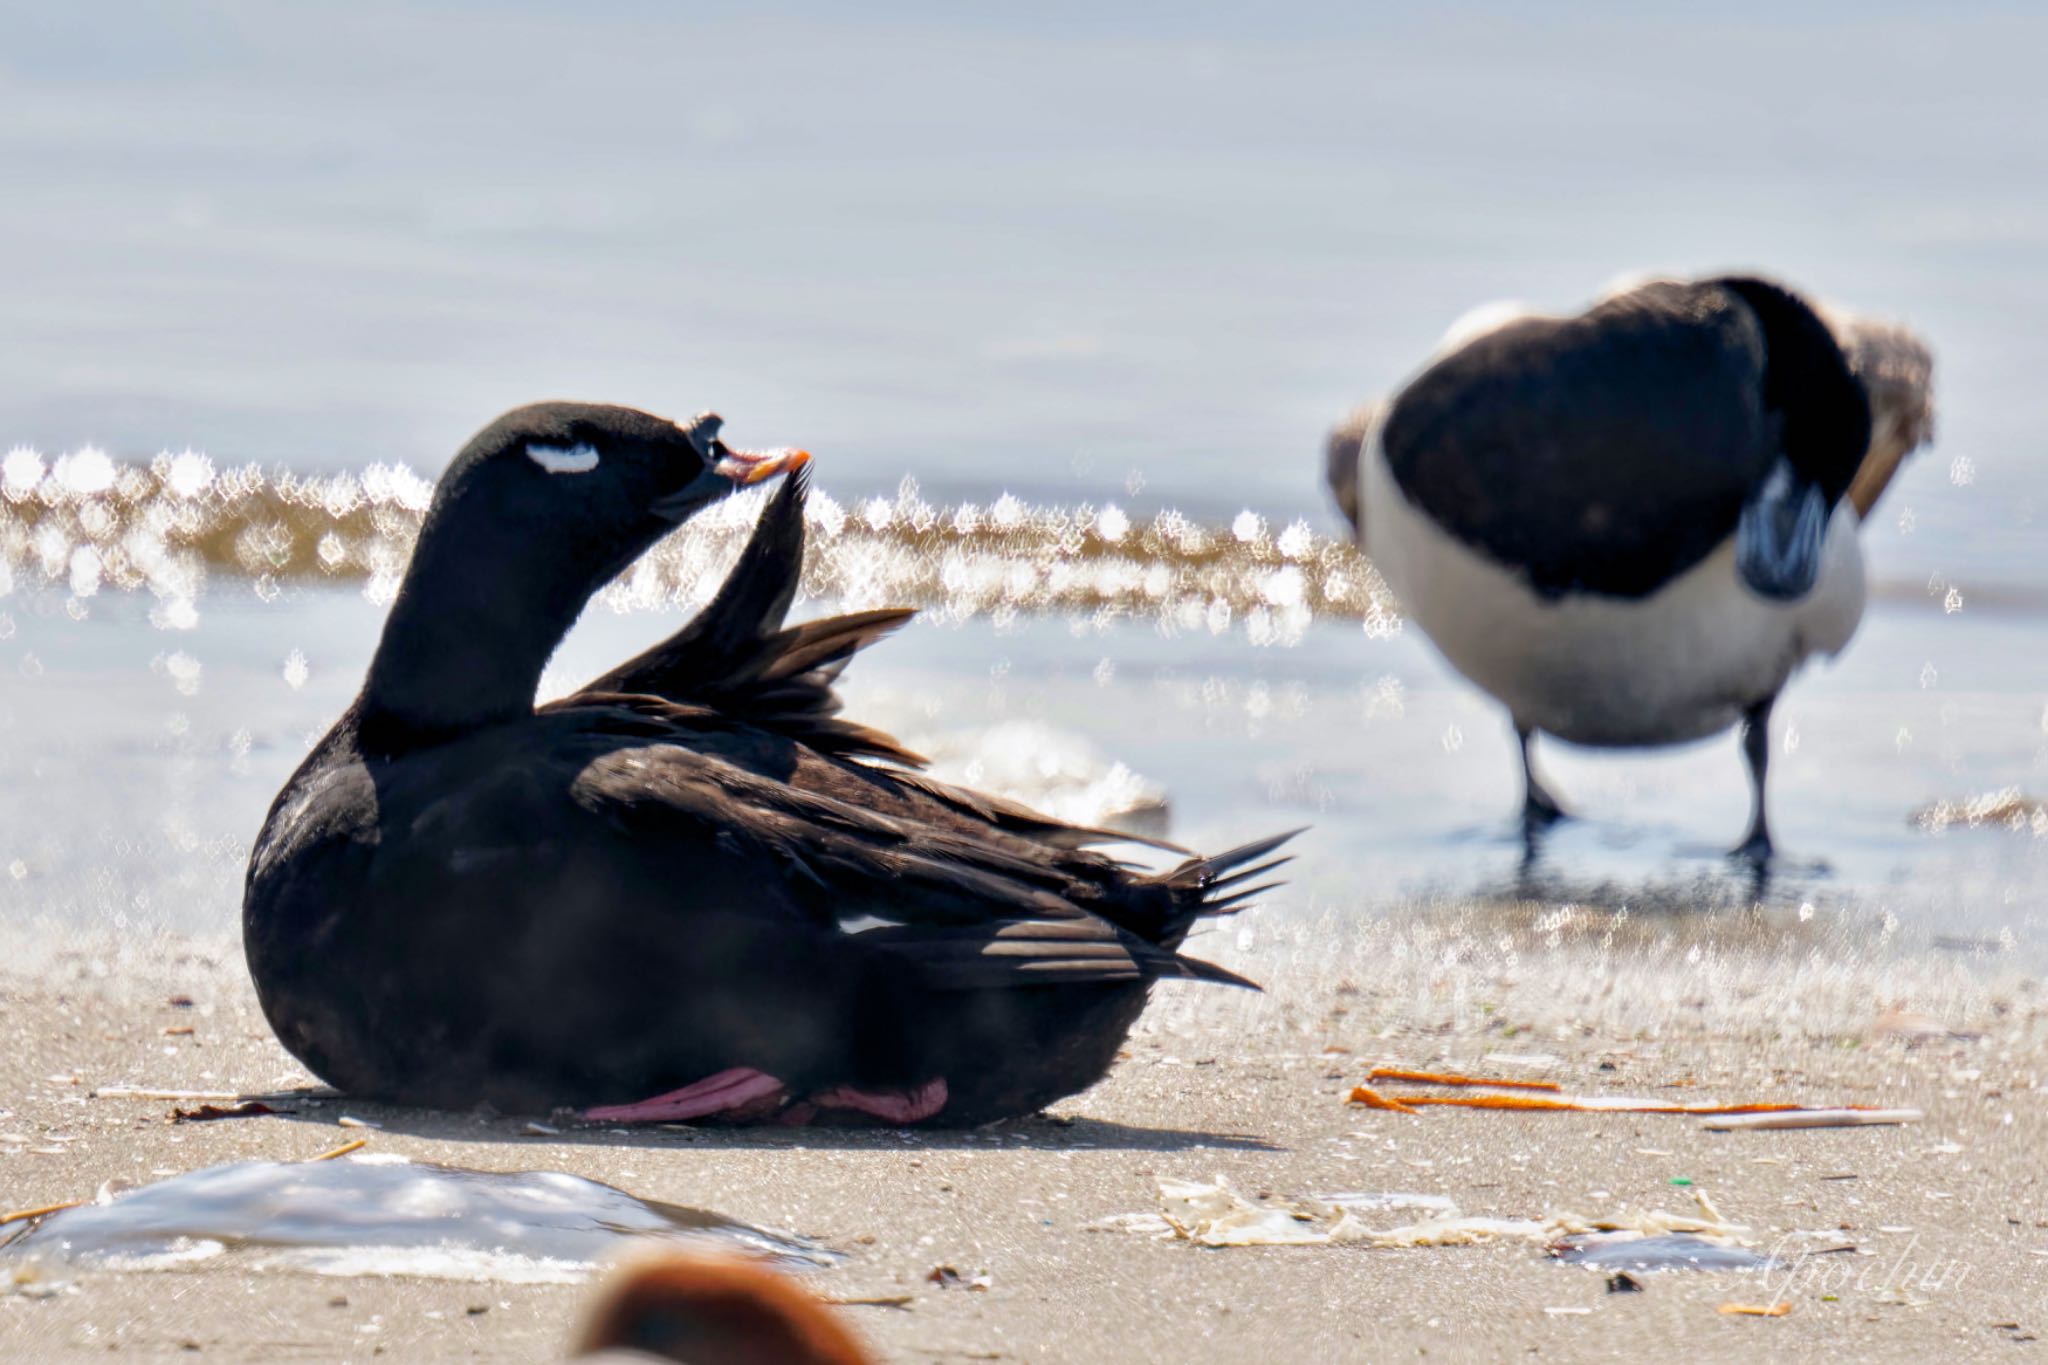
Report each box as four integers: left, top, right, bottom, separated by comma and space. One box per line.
1096, 1177, 1761, 1258
1366, 1216, 1551, 1248
1158, 1177, 1332, 1247
1314, 1192, 1459, 1217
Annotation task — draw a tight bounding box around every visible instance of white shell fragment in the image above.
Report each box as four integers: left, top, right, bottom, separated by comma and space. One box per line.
1091, 1175, 1755, 1251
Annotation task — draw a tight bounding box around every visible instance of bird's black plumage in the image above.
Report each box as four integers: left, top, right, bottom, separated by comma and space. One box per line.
1378, 276, 1870, 600
244, 403, 1288, 1124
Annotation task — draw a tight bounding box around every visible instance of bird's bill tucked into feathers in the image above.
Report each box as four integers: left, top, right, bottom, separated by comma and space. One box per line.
1826, 311, 1936, 519
1323, 402, 1378, 543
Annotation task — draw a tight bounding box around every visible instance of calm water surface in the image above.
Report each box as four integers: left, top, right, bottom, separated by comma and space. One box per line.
0, 3, 2043, 970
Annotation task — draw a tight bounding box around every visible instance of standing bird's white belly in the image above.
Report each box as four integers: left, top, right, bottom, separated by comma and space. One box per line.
1360, 429, 1866, 747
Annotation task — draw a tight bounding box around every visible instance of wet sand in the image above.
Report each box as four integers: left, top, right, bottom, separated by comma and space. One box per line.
2, 920, 2042, 1363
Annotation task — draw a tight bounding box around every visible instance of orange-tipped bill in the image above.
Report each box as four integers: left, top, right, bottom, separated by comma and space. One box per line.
650, 441, 810, 523
714, 445, 811, 486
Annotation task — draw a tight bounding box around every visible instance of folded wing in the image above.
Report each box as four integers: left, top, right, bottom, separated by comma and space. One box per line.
568, 740, 1257, 992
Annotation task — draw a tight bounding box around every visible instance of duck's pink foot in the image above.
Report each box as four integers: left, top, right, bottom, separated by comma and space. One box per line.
807, 1077, 948, 1124
584, 1067, 787, 1124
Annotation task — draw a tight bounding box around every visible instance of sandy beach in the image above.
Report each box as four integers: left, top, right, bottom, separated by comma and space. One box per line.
3, 909, 2040, 1363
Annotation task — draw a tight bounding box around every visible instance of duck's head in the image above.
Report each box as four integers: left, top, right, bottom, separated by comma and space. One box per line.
432, 402, 809, 584
360, 402, 809, 748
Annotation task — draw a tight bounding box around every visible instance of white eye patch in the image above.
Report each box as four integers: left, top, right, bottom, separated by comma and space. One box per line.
526, 442, 601, 475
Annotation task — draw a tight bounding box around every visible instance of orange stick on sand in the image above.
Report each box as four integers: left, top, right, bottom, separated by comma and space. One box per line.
1346, 1088, 1839, 1116
1366, 1068, 1563, 1092
1406, 1096, 1810, 1115
1718, 1302, 1792, 1317
0, 1199, 85, 1226
307, 1137, 369, 1161
1348, 1071, 1914, 1122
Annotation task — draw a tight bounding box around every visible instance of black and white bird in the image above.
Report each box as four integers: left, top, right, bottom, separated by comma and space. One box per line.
1325, 274, 1934, 858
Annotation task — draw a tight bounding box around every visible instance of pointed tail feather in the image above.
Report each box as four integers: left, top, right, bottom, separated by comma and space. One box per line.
1165, 951, 1262, 991
1146, 827, 1305, 938
1205, 881, 1285, 913
1159, 829, 1306, 898
1204, 855, 1294, 894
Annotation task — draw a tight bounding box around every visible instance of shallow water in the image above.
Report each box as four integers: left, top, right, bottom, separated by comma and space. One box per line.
1, 1155, 834, 1284
1, 507, 2041, 965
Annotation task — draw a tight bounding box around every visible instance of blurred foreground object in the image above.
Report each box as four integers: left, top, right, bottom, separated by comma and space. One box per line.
572, 1251, 872, 1364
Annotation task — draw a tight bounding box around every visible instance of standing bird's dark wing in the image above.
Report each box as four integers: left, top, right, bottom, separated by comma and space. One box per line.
1380, 276, 1869, 602
1711, 277, 1872, 601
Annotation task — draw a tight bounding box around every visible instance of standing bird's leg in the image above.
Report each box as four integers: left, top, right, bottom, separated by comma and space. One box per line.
1516, 721, 1567, 833
1732, 696, 1776, 863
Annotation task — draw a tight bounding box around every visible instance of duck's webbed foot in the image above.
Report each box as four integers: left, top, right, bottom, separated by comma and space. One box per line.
794, 1078, 949, 1126
583, 1067, 789, 1124
585, 1072, 948, 1127
1729, 826, 1774, 864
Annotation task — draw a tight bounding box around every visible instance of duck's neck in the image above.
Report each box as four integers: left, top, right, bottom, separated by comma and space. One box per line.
357, 533, 594, 752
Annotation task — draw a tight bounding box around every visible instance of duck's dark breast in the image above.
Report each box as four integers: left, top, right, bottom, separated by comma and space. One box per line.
243, 727, 873, 1112
1380, 281, 1776, 600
